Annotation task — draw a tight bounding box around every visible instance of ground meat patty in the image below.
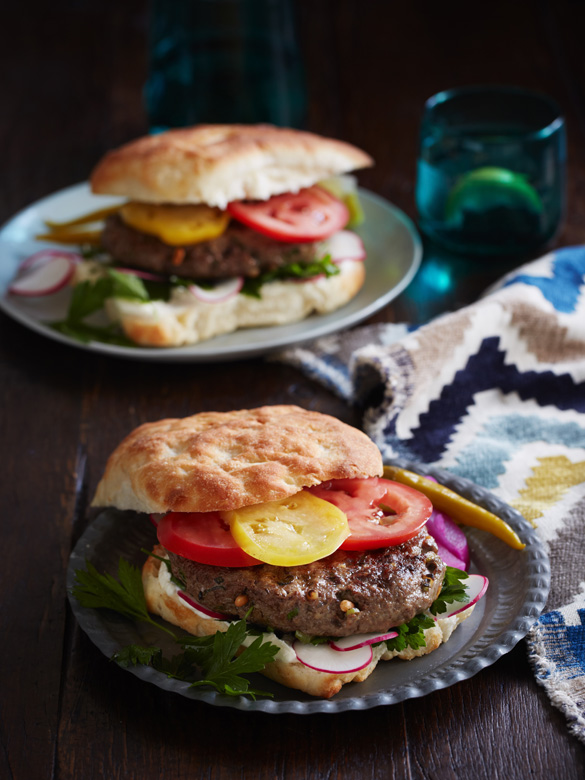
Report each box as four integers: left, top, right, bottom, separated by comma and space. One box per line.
101, 214, 318, 279
166, 529, 445, 637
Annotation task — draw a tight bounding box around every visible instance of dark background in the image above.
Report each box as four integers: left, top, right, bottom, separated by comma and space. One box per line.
1, 1, 585, 778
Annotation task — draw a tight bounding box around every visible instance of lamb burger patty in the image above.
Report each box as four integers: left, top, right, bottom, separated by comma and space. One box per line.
165, 529, 445, 637
101, 214, 318, 279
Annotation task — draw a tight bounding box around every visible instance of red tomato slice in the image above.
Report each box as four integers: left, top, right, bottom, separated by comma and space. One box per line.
307, 477, 432, 550
157, 512, 263, 567
226, 186, 350, 243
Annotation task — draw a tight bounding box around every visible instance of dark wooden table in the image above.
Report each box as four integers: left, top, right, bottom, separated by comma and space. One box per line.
2, 1, 585, 778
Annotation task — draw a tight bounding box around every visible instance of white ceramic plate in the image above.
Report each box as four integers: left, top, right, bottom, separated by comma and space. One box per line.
67, 461, 549, 714
0, 183, 422, 362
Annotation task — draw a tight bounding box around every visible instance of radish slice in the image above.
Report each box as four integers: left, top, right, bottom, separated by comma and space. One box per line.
329, 630, 398, 651
319, 230, 366, 263
115, 267, 168, 282
8, 253, 76, 296
177, 590, 231, 621
434, 574, 489, 620
293, 640, 372, 673
20, 249, 81, 272
189, 277, 244, 303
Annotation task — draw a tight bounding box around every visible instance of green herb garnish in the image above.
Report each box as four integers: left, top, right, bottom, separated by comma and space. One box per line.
50, 319, 136, 346
430, 566, 470, 616
72, 558, 176, 638
51, 268, 152, 345
294, 630, 329, 645
178, 620, 279, 698
241, 254, 340, 298
73, 557, 280, 699
381, 567, 470, 651
382, 613, 436, 653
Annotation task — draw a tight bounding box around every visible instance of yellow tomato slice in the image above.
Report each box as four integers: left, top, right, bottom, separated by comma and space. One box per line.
222, 491, 350, 566
120, 202, 230, 246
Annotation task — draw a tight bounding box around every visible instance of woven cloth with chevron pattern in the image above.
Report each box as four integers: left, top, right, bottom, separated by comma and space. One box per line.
276, 246, 585, 744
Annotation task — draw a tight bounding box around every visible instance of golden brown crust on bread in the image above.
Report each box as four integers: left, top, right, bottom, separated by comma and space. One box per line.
92, 405, 383, 514
90, 124, 373, 208
102, 259, 365, 348
142, 550, 474, 698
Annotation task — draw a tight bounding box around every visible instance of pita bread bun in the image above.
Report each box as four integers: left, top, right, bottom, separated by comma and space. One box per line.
90, 124, 373, 208
142, 552, 474, 698
92, 405, 384, 514
99, 259, 364, 347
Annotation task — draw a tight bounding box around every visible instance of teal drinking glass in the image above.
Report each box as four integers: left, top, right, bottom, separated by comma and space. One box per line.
415, 86, 566, 256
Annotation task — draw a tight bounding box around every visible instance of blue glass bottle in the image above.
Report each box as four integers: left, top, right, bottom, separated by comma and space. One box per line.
145, 0, 307, 132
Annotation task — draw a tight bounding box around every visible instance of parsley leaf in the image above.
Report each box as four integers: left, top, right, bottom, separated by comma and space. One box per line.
51, 269, 151, 345
108, 268, 150, 301
381, 568, 471, 652
72, 558, 280, 699
382, 613, 435, 653
114, 644, 163, 668
71, 558, 177, 638
50, 320, 136, 346
430, 566, 470, 616
180, 620, 279, 698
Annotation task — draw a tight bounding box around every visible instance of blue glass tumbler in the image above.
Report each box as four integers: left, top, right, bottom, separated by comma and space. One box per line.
145, 0, 307, 132
415, 86, 566, 256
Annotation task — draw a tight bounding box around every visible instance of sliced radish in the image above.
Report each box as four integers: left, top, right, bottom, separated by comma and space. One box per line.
293, 639, 372, 673
177, 590, 231, 621
8, 253, 76, 296
329, 630, 398, 651
189, 277, 244, 303
319, 230, 366, 263
19, 249, 81, 272
434, 574, 489, 620
115, 267, 168, 282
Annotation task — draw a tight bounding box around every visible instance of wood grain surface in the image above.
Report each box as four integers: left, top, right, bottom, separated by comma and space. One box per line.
1, 1, 584, 778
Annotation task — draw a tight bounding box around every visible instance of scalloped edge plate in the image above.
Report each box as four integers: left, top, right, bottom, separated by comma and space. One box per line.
67, 461, 549, 714
0, 184, 421, 362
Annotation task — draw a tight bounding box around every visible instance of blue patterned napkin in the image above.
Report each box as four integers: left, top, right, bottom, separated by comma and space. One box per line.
275, 247, 585, 743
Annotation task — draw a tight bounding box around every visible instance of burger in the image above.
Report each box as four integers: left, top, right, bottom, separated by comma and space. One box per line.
73, 124, 373, 347
91, 405, 478, 698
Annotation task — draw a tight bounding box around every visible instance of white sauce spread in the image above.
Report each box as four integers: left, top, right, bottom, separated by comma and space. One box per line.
157, 558, 296, 664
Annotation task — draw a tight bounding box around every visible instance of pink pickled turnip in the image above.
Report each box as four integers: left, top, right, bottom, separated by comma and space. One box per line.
427, 509, 470, 569
293, 640, 372, 673
424, 476, 470, 569
434, 539, 467, 571
329, 630, 398, 651
434, 574, 489, 620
